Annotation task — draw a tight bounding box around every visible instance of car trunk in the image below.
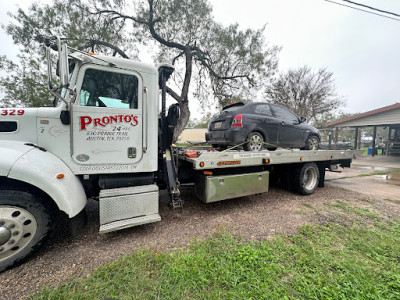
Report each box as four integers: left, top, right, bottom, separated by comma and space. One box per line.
209, 113, 234, 131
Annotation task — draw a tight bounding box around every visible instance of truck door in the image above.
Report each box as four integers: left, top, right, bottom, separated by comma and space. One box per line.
72, 66, 143, 166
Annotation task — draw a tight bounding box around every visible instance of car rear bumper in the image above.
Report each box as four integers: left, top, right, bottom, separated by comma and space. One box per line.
205, 129, 247, 145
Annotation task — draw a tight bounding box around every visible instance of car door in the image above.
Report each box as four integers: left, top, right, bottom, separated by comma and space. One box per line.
252, 104, 278, 145
270, 104, 304, 147
71, 65, 143, 166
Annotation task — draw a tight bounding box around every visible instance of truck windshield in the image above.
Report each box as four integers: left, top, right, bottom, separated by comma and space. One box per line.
80, 69, 139, 109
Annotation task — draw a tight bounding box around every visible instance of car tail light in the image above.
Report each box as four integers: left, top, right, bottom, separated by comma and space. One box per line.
231, 114, 243, 128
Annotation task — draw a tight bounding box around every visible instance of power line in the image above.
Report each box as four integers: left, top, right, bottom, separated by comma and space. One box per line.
341, 0, 400, 18
324, 0, 400, 22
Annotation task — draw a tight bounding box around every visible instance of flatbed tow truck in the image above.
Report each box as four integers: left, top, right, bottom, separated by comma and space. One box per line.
0, 36, 360, 272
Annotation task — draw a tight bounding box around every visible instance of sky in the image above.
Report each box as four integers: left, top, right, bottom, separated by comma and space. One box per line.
1, 0, 400, 119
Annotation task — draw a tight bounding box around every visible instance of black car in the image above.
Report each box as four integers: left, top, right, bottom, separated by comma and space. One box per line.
206, 102, 320, 151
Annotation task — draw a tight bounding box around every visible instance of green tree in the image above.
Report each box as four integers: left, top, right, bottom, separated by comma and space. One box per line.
1, 0, 279, 140
265, 66, 344, 123
1, 0, 137, 108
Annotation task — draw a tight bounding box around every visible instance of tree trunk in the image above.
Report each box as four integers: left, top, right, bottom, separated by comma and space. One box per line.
173, 100, 190, 143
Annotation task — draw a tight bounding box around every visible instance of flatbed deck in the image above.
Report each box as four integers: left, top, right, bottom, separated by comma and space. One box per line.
178, 149, 362, 170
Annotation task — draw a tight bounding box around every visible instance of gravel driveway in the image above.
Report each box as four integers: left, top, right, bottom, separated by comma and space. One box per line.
1, 184, 395, 299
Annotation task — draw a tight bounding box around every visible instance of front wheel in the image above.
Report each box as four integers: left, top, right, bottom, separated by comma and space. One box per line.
0, 190, 51, 272
244, 132, 264, 151
304, 135, 320, 150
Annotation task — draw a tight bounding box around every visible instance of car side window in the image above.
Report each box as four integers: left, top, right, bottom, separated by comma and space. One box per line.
80, 68, 139, 109
254, 104, 272, 116
271, 105, 299, 123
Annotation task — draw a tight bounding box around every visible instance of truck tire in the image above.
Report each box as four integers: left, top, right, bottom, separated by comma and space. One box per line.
294, 163, 320, 195
244, 132, 264, 151
0, 190, 51, 272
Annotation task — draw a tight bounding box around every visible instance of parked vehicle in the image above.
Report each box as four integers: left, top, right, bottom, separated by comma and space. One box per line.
206, 102, 320, 151
319, 142, 354, 150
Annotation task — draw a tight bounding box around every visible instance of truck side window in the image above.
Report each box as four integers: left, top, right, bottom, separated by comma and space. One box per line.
80, 69, 139, 109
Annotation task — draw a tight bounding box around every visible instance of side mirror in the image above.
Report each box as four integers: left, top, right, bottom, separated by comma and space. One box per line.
45, 36, 70, 89
300, 117, 307, 123
45, 46, 53, 90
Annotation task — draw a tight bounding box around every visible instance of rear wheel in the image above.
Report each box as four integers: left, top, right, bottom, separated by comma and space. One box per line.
244, 132, 264, 151
0, 190, 51, 272
293, 163, 320, 195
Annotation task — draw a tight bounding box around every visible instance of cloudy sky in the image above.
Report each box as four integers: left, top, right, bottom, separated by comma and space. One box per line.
1, 0, 400, 117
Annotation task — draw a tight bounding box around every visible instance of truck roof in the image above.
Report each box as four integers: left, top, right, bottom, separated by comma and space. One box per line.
69, 51, 158, 75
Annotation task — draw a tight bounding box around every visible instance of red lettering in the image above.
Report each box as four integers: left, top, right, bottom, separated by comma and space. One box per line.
110, 115, 118, 124
93, 118, 104, 127
80, 116, 92, 130
102, 116, 110, 125
124, 115, 131, 123
132, 116, 138, 126
79, 114, 140, 130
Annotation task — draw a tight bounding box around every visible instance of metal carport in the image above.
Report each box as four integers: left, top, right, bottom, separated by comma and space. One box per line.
325, 103, 400, 156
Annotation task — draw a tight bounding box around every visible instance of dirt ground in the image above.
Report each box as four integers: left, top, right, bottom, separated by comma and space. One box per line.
2, 180, 399, 300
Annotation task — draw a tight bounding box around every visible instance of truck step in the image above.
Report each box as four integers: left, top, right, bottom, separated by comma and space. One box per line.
99, 184, 160, 233
99, 214, 161, 234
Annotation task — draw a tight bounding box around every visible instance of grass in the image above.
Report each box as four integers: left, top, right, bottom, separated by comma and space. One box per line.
356, 168, 400, 177
383, 198, 400, 205
338, 168, 400, 179
32, 204, 400, 300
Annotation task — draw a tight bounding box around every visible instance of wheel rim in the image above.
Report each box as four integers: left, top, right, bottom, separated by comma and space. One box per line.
248, 134, 263, 151
308, 136, 319, 150
303, 167, 318, 191
0, 206, 37, 262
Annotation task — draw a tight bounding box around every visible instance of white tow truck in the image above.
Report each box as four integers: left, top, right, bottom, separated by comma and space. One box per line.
0, 37, 359, 272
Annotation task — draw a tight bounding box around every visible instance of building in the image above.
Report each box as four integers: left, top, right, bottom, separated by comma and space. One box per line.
325, 103, 400, 156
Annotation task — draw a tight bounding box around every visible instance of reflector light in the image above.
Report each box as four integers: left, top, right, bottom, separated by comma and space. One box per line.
204, 171, 213, 175
231, 114, 243, 128
199, 162, 205, 167
56, 174, 65, 179
300, 157, 303, 161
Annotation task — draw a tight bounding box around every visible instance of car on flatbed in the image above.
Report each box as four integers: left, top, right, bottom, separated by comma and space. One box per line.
206, 102, 320, 151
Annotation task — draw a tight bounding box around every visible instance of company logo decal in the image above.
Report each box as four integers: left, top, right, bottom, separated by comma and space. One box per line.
80, 115, 139, 130
217, 160, 241, 166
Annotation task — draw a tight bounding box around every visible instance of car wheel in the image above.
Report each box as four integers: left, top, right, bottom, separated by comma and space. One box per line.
0, 190, 51, 272
244, 132, 264, 151
304, 135, 320, 150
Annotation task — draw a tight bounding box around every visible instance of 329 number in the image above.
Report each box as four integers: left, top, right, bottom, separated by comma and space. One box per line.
1, 109, 25, 116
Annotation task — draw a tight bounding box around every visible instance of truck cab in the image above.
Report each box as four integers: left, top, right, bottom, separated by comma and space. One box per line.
0, 37, 177, 272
